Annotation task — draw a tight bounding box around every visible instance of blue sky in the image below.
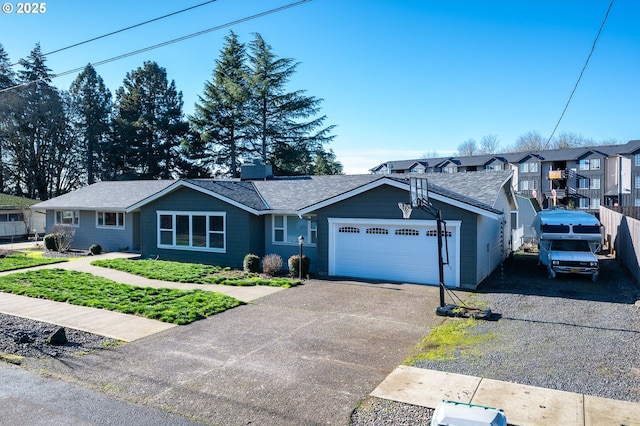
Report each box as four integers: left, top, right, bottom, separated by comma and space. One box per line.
1, 0, 638, 173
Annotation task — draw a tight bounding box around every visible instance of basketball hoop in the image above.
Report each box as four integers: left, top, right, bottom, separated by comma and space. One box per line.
398, 202, 413, 219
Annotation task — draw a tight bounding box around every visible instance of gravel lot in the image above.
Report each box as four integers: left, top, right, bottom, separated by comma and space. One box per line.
0, 313, 119, 359
351, 251, 640, 424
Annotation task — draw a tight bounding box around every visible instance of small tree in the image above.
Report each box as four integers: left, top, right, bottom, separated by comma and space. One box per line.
49, 224, 75, 252
262, 253, 282, 276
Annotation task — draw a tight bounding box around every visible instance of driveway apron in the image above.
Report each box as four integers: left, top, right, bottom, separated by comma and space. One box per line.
24, 278, 443, 425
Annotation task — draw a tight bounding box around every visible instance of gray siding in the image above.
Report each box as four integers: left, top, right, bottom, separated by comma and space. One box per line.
139, 187, 263, 268
263, 215, 318, 273
310, 184, 479, 285
45, 210, 136, 252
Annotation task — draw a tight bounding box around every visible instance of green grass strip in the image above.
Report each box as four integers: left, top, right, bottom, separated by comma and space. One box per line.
0, 253, 67, 272
0, 269, 244, 325
91, 258, 300, 288
404, 318, 496, 363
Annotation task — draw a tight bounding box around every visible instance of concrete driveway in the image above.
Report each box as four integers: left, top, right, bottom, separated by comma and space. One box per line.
24, 278, 444, 425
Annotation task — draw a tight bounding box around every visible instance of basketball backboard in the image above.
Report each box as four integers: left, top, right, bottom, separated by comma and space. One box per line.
409, 177, 429, 208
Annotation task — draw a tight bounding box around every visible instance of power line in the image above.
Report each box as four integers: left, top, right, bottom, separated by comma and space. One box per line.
0, 0, 219, 71
546, 0, 615, 145
0, 0, 311, 94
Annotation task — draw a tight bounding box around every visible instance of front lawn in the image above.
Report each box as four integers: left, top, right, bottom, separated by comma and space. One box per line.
0, 269, 243, 325
0, 252, 67, 272
91, 258, 300, 288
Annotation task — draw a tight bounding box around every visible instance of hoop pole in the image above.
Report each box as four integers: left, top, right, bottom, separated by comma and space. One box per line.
436, 209, 445, 308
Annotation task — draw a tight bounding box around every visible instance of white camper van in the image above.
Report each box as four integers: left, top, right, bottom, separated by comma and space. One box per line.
532, 209, 602, 281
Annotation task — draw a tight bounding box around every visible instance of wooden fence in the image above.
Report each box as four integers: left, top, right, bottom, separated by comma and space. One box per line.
599, 206, 640, 283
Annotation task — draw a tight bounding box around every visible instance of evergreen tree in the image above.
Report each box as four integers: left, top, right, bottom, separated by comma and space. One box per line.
312, 148, 343, 175
4, 44, 67, 199
112, 61, 188, 179
247, 33, 335, 175
190, 31, 250, 177
69, 64, 112, 184
0, 43, 17, 191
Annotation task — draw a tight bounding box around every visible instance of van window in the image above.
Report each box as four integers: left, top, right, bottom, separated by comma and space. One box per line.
542, 224, 570, 233
572, 225, 600, 234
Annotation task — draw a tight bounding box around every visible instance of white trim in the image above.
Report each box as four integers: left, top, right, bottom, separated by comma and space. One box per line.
95, 211, 125, 230
298, 177, 502, 219
54, 210, 80, 227
127, 180, 266, 215
327, 217, 461, 286
271, 214, 318, 246
156, 210, 226, 253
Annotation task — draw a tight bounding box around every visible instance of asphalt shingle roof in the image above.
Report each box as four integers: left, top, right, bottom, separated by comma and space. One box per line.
372, 140, 640, 172
32, 180, 176, 211
32, 171, 512, 216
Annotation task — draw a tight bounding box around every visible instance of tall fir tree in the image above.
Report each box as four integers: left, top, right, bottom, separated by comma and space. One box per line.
0, 43, 17, 191
112, 61, 188, 179
69, 64, 112, 184
190, 31, 250, 177
4, 44, 67, 199
247, 33, 335, 175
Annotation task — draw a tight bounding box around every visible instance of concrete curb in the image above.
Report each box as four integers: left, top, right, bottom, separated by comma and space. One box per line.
371, 366, 640, 426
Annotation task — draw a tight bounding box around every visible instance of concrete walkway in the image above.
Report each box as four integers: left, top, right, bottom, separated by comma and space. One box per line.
372, 365, 640, 426
0, 250, 285, 342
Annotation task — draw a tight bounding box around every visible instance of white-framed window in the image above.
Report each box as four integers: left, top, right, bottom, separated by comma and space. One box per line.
485, 163, 502, 171
442, 166, 457, 174
55, 210, 79, 226
590, 198, 601, 209
519, 180, 537, 191
96, 211, 125, 229
590, 178, 600, 190
157, 211, 225, 252
636, 154, 640, 167
578, 199, 589, 209
273, 215, 317, 244
579, 179, 589, 189
635, 199, 640, 207
636, 176, 640, 189
520, 161, 538, 173
579, 158, 601, 170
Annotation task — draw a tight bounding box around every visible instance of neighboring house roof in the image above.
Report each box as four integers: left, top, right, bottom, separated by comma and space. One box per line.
31, 180, 176, 211
370, 139, 640, 172
0, 194, 39, 210
32, 171, 513, 218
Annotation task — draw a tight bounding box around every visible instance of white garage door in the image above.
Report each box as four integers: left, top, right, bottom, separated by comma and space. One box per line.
328, 218, 460, 287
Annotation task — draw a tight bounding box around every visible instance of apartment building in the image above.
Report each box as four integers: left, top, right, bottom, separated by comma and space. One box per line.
371, 139, 640, 213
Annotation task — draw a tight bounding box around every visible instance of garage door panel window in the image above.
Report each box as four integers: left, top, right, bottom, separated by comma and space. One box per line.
395, 228, 419, 236
157, 211, 225, 252
366, 227, 388, 234
273, 215, 317, 244
426, 230, 452, 237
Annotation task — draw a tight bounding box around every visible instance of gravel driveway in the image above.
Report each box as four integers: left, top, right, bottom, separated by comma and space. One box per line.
352, 251, 640, 424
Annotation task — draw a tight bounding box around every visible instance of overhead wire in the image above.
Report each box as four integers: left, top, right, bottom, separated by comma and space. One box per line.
0, 0, 311, 94
0, 0, 219, 71
546, 0, 615, 145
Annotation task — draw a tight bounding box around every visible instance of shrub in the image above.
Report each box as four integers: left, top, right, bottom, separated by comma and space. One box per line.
49, 224, 76, 252
43, 233, 59, 251
262, 254, 282, 276
288, 255, 310, 279
243, 253, 260, 273
90, 244, 102, 255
